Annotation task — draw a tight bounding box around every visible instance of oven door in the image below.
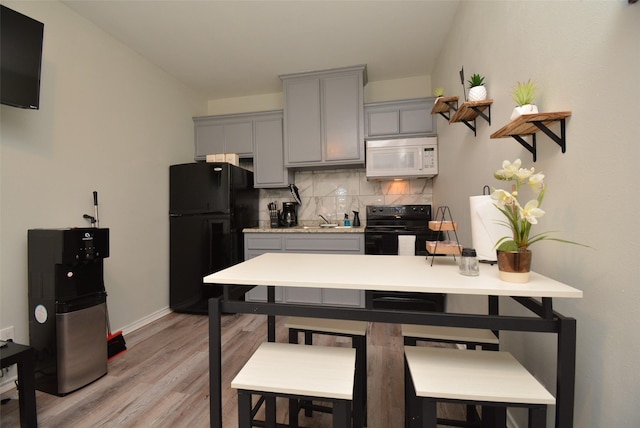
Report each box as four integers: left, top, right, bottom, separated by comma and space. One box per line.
364, 230, 445, 312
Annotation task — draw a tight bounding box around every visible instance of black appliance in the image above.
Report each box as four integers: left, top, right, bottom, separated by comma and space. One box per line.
364, 205, 445, 312
28, 228, 109, 396
280, 201, 298, 227
169, 162, 258, 314
0, 5, 44, 109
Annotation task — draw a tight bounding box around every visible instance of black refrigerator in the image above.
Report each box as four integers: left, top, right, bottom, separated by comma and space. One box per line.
169, 162, 258, 314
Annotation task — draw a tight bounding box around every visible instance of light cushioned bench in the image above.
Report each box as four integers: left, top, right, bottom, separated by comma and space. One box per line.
285, 316, 368, 428
404, 346, 555, 428
402, 324, 500, 426
232, 341, 356, 428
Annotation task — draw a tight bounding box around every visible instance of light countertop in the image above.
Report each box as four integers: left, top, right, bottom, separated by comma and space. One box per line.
243, 226, 365, 233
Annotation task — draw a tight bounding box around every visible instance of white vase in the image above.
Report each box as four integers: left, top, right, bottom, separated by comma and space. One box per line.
510, 104, 538, 121
468, 86, 487, 102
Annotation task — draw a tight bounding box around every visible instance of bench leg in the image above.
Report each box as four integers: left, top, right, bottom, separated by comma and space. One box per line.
529, 405, 547, 428
481, 405, 507, 428
421, 399, 437, 428
237, 390, 252, 428
289, 397, 299, 428
333, 400, 351, 428
265, 396, 277, 428
353, 335, 366, 428
301, 331, 314, 417
405, 355, 424, 428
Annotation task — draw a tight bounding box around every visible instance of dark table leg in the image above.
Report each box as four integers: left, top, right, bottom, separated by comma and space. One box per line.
556, 316, 577, 428
16, 347, 37, 428
209, 297, 222, 428
267, 286, 276, 341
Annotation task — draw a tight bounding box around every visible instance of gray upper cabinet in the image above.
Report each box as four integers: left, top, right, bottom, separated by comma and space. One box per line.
365, 97, 437, 139
193, 114, 255, 161
281, 65, 367, 168
253, 111, 294, 188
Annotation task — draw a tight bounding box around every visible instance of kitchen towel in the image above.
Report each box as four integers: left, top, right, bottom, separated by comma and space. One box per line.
469, 195, 507, 262
398, 235, 416, 256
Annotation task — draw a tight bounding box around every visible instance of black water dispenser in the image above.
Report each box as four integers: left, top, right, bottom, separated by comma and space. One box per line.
28, 228, 109, 396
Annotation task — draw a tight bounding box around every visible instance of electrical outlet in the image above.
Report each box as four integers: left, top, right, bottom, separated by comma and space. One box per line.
0, 326, 15, 342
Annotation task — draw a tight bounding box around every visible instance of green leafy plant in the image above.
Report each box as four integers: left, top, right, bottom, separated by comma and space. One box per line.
512, 79, 538, 106
467, 73, 485, 88
433, 87, 445, 97
491, 159, 588, 252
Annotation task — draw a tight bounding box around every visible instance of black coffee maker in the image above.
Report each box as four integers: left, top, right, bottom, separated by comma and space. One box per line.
281, 202, 298, 227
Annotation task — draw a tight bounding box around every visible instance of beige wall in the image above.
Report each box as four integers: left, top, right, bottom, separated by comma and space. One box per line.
0, 0, 206, 354
206, 74, 431, 115
431, 1, 639, 426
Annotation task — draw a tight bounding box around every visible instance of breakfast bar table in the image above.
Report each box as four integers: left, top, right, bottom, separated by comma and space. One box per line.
204, 253, 582, 428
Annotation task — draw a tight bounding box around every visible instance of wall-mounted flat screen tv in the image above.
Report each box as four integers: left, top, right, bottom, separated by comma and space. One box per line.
1, 5, 44, 110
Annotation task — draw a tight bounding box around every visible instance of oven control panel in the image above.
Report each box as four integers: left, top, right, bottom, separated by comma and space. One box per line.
366, 205, 431, 221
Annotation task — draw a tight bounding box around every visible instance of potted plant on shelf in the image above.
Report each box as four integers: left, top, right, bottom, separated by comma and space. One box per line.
510, 79, 539, 120
433, 87, 445, 98
491, 159, 588, 283
467, 73, 487, 101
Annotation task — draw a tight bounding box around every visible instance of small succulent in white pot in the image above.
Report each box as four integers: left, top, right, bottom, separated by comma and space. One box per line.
510, 79, 539, 120
433, 87, 445, 98
467, 74, 487, 101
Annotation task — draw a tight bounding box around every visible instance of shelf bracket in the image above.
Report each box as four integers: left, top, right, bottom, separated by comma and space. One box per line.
471, 104, 491, 125
531, 118, 567, 154
438, 111, 451, 121
460, 119, 477, 136
437, 100, 459, 121
511, 133, 537, 162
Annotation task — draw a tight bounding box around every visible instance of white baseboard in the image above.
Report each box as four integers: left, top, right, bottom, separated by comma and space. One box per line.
0, 367, 17, 395
118, 306, 173, 336
1, 307, 173, 395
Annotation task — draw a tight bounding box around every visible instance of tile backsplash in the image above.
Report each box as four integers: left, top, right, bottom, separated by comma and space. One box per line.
257, 168, 433, 227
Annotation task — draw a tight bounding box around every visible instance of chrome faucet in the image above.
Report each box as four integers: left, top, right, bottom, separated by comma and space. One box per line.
319, 214, 331, 224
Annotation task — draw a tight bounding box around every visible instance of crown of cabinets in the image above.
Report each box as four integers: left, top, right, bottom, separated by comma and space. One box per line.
364, 97, 437, 138
194, 113, 255, 160
280, 65, 367, 168
194, 110, 293, 188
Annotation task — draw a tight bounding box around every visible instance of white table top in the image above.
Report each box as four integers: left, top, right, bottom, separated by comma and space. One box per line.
204, 253, 583, 299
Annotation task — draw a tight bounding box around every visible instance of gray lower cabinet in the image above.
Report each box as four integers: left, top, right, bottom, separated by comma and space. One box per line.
253, 111, 294, 188
243, 233, 365, 307
281, 65, 366, 168
364, 97, 437, 139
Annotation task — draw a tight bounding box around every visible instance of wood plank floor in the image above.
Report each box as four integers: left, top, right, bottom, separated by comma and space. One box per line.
0, 312, 465, 427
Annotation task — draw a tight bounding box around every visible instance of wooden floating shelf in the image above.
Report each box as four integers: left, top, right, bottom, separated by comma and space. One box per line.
490, 111, 571, 138
450, 100, 493, 123
432, 97, 492, 136
490, 111, 572, 162
431, 96, 459, 114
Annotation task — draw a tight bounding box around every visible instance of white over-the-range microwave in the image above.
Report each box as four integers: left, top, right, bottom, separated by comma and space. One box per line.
365, 137, 438, 180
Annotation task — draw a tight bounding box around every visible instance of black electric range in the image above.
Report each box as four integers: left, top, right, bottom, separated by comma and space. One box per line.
364, 204, 445, 312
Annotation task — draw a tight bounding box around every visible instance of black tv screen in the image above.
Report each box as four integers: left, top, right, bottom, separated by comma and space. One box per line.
0, 5, 44, 110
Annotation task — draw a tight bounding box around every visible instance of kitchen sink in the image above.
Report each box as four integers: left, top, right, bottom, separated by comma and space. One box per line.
302, 225, 352, 229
